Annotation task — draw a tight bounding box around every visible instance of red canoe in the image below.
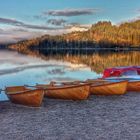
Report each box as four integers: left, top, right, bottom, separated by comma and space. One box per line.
103, 66, 140, 78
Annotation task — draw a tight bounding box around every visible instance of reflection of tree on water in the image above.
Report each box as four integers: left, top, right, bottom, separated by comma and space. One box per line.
38, 51, 140, 73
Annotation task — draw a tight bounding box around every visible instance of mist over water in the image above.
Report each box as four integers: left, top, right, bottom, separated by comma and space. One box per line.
0, 50, 100, 101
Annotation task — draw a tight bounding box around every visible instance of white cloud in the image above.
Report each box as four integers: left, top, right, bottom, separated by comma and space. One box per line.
0, 28, 44, 43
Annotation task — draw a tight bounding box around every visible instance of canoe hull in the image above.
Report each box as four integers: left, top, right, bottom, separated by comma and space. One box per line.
90, 81, 128, 95
6, 86, 44, 107
127, 81, 140, 92
38, 84, 90, 100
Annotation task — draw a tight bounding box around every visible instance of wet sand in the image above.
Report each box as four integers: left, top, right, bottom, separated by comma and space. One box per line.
0, 92, 140, 140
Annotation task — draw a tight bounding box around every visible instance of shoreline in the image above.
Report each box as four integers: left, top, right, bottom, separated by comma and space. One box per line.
0, 92, 140, 140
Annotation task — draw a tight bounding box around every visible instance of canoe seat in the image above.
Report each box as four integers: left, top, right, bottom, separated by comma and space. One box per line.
62, 81, 81, 85
86, 80, 109, 84
36, 84, 53, 89
91, 81, 111, 86
6, 86, 29, 94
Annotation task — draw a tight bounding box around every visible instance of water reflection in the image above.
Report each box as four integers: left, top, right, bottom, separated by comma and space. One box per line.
39, 51, 140, 73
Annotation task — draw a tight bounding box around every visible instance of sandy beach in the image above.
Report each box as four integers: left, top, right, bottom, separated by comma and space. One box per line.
0, 92, 140, 140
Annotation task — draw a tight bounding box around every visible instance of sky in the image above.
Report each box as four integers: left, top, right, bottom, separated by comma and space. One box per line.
0, 0, 140, 43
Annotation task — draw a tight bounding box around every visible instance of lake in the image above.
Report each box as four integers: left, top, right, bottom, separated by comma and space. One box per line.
1, 49, 140, 101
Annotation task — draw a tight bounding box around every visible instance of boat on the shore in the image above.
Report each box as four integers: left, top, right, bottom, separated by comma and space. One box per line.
89, 81, 128, 95
102, 77, 140, 92
5, 86, 44, 107
36, 82, 90, 100
127, 81, 140, 92
103, 66, 140, 78
69, 78, 140, 93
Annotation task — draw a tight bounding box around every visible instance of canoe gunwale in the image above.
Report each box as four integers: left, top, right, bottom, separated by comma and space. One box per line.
90, 80, 128, 95
36, 83, 90, 90
6, 88, 43, 95
6, 87, 44, 107
42, 83, 90, 100
128, 81, 140, 83
90, 80, 128, 87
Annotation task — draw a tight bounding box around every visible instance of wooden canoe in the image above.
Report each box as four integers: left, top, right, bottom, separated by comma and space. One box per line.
127, 81, 140, 92
90, 81, 128, 95
86, 78, 140, 92
36, 83, 90, 100
5, 86, 44, 107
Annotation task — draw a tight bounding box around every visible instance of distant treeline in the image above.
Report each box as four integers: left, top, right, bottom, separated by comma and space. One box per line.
9, 20, 140, 54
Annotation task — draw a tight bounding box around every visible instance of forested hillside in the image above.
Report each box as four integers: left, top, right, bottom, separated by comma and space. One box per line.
9, 20, 140, 54
64, 20, 140, 47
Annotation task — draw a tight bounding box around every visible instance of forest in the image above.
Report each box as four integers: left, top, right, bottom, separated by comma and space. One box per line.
9, 20, 140, 54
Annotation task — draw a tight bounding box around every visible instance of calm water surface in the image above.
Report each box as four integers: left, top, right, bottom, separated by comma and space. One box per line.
0, 50, 100, 101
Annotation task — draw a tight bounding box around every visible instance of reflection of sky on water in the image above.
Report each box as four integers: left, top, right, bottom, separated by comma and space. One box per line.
0, 50, 101, 101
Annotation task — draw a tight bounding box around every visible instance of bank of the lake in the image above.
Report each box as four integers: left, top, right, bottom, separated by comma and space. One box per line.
0, 92, 140, 140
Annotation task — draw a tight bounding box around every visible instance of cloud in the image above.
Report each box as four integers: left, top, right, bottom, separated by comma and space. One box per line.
69, 22, 81, 26
0, 23, 91, 43
0, 17, 64, 30
0, 17, 24, 26
44, 8, 99, 17
33, 15, 47, 20
137, 9, 140, 12
47, 19, 67, 26
68, 26, 89, 32
22, 24, 63, 30
0, 28, 44, 43
0, 17, 91, 43
67, 23, 91, 32
0, 28, 3, 30
65, 22, 91, 30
